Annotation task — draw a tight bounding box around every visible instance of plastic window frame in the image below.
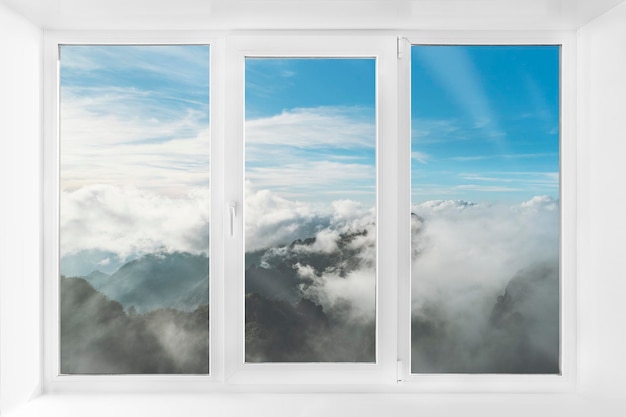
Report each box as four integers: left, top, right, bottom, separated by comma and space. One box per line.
396, 31, 577, 393
42, 31, 226, 393
222, 34, 399, 385
41, 29, 576, 393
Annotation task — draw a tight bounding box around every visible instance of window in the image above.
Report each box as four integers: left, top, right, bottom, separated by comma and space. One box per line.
395, 34, 576, 390
409, 45, 561, 374
42, 32, 575, 391
222, 35, 397, 384
58, 45, 211, 374
244, 57, 377, 363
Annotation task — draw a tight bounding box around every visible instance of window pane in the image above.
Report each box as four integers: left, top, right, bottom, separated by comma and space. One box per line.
245, 58, 376, 363
59, 45, 210, 374
410, 46, 560, 373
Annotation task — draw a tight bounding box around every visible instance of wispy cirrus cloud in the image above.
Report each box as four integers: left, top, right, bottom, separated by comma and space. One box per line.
61, 94, 209, 196
411, 151, 430, 164
455, 184, 522, 192
246, 160, 375, 203
459, 171, 559, 188
61, 45, 210, 94
449, 152, 558, 162
60, 45, 211, 197
246, 105, 376, 205
412, 46, 505, 146
246, 106, 375, 149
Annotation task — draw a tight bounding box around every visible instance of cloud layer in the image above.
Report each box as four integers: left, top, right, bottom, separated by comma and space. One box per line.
411, 196, 560, 373
245, 196, 377, 362
246, 106, 376, 205
61, 185, 210, 259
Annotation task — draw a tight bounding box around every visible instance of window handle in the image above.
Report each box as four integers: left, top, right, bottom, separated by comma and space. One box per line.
229, 202, 237, 237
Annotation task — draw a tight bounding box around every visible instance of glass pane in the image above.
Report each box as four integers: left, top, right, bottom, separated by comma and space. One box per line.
245, 58, 376, 362
410, 46, 560, 373
59, 45, 210, 374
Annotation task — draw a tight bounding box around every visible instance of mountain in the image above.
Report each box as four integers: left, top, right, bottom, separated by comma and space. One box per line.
97, 252, 209, 314
60, 276, 208, 374
246, 226, 373, 303
245, 292, 328, 362
244, 225, 376, 362
60, 249, 128, 277
83, 270, 110, 290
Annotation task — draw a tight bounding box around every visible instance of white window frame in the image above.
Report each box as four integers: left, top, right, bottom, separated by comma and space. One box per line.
396, 31, 577, 392
42, 31, 227, 392
222, 35, 398, 385
40, 29, 576, 393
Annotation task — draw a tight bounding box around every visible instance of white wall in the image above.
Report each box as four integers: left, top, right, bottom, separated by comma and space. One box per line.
577, 0, 626, 400
0, 2, 42, 415
2, 1, 626, 415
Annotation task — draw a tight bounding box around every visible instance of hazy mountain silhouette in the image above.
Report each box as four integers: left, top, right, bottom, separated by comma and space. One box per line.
83, 270, 110, 290
245, 225, 376, 362
87, 252, 209, 314
60, 276, 209, 374
411, 261, 559, 373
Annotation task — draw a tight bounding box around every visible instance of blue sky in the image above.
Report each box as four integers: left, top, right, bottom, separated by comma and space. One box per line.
60, 45, 210, 196
245, 58, 377, 207
411, 45, 560, 204
60, 45, 559, 213
59, 46, 212, 262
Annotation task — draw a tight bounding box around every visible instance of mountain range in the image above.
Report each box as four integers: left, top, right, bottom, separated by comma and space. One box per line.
75, 252, 209, 314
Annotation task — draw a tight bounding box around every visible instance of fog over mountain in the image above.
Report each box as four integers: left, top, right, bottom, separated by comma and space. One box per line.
62, 251, 210, 315
60, 277, 208, 374
245, 214, 376, 362
245, 191, 559, 368
411, 196, 560, 373
60, 251, 210, 373
87, 252, 209, 314
60, 182, 558, 370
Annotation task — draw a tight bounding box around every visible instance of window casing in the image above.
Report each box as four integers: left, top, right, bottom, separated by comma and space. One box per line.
397, 33, 576, 391
222, 35, 398, 384
42, 30, 576, 392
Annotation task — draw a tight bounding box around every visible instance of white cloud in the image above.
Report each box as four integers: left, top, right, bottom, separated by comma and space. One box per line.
96, 258, 111, 266
520, 195, 559, 211
412, 46, 504, 143
62, 45, 210, 91
60, 92, 210, 196
246, 106, 375, 149
245, 187, 322, 251
456, 184, 522, 192
245, 185, 376, 252
299, 265, 376, 324
411, 151, 430, 164
449, 152, 558, 162
247, 160, 374, 190
411, 197, 560, 318
60, 184, 210, 258
292, 229, 340, 254
246, 160, 375, 204
244, 106, 376, 206
415, 199, 478, 212
411, 119, 462, 144
410, 197, 560, 371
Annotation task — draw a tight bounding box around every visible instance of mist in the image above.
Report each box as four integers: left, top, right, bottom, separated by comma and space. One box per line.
60, 184, 210, 274
60, 277, 209, 374
245, 194, 377, 362
411, 196, 560, 373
